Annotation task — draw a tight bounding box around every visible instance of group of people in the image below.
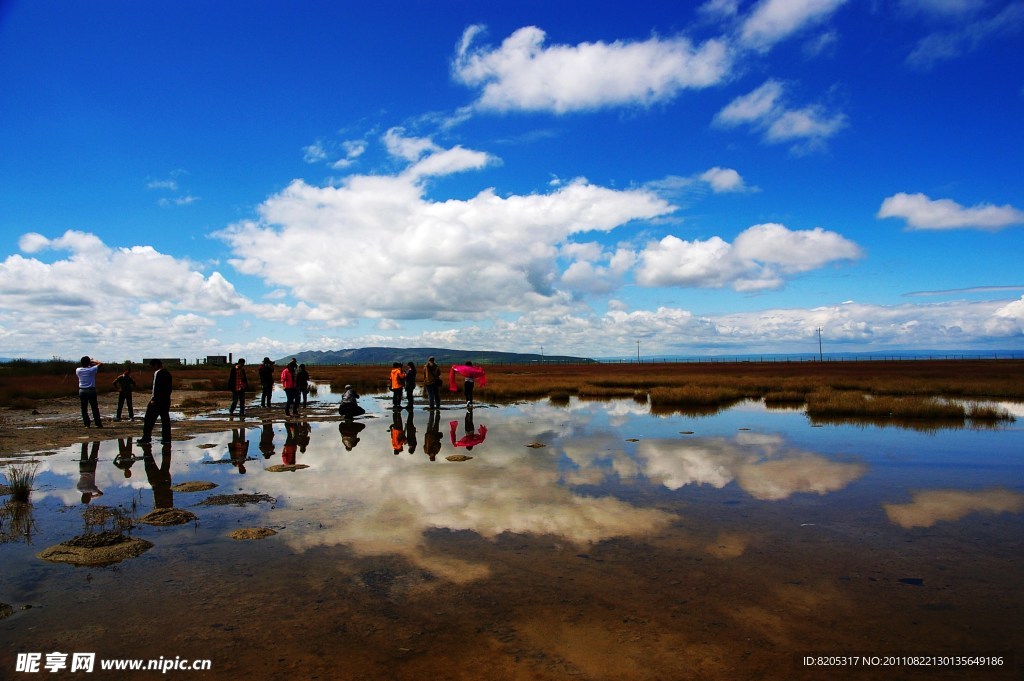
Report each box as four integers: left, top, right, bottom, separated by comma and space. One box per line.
74, 353, 488, 449
78, 437, 173, 507
390, 357, 484, 410
382, 405, 486, 458
227, 357, 311, 418
76, 356, 172, 444
389, 356, 442, 410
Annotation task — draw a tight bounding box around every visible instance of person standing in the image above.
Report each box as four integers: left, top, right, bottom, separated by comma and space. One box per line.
389, 362, 405, 410
282, 358, 300, 417
449, 361, 486, 408
462, 360, 476, 408
112, 363, 136, 421
258, 357, 275, 408
227, 358, 249, 418
296, 363, 311, 407
76, 356, 103, 428
403, 361, 417, 410
138, 358, 172, 444
423, 356, 442, 411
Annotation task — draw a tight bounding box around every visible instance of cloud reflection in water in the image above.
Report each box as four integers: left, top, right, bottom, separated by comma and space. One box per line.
883, 488, 1024, 528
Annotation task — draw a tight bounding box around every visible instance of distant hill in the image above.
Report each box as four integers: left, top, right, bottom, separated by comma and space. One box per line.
275, 346, 593, 366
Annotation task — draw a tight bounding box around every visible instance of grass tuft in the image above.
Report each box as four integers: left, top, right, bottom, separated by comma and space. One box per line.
5, 463, 38, 504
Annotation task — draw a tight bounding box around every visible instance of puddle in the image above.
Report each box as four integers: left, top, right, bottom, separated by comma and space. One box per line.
1, 397, 1021, 678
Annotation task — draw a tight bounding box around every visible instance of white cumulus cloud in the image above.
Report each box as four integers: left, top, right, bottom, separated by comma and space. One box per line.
0, 230, 250, 359
217, 133, 674, 322
635, 222, 862, 291
714, 79, 846, 151
453, 25, 732, 113
877, 192, 1024, 230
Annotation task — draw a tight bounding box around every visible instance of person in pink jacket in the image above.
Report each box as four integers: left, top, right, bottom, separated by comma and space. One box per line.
281, 358, 300, 417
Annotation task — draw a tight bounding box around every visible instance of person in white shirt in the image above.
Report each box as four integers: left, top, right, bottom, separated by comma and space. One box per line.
75, 356, 103, 428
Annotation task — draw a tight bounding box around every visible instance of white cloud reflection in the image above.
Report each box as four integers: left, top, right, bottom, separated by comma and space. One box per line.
883, 488, 1024, 528
636, 432, 866, 499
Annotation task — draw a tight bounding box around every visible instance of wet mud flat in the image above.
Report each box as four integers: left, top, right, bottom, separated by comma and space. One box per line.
1, 399, 1021, 679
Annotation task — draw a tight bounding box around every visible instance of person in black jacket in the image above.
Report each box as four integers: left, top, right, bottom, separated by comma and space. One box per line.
227, 358, 249, 418
138, 359, 173, 444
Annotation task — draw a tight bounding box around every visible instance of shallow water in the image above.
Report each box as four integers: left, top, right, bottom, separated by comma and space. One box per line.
1, 396, 1022, 679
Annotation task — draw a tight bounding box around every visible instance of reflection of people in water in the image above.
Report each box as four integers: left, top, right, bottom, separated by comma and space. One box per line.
389, 410, 406, 455
294, 421, 311, 453
283, 421, 298, 465
144, 443, 173, 510
338, 385, 365, 419
450, 412, 487, 450
113, 437, 136, 479
77, 441, 103, 503
229, 428, 250, 474
404, 408, 417, 454
338, 420, 366, 451
423, 409, 442, 461
259, 421, 276, 459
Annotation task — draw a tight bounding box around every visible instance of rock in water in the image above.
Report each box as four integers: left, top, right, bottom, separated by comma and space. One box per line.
140, 508, 197, 526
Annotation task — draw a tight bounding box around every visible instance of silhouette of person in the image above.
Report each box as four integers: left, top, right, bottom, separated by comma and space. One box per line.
138, 358, 172, 444
143, 443, 173, 510
112, 363, 137, 421
423, 409, 442, 461
282, 421, 298, 465
450, 412, 487, 450
404, 361, 417, 410
404, 408, 418, 454
423, 356, 442, 411
76, 356, 103, 428
113, 437, 136, 479
389, 410, 406, 454
77, 440, 103, 503
259, 421, 276, 459
294, 421, 311, 453
462, 360, 476, 407
258, 357, 275, 408
227, 358, 249, 418
297, 363, 311, 407
339, 420, 366, 451
229, 427, 250, 474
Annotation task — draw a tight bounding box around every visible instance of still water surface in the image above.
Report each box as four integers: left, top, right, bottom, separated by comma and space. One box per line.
2, 396, 1022, 679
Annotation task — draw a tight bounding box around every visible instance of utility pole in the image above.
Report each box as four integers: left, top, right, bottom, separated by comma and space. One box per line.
636, 339, 641, 364
817, 327, 823, 361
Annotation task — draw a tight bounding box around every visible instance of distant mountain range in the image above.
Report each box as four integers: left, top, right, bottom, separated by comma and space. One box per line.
274, 346, 594, 366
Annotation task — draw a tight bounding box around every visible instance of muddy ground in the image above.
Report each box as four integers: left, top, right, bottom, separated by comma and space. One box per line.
0, 390, 336, 458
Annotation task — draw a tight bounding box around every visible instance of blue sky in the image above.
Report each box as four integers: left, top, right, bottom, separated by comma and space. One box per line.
1, 0, 1022, 361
